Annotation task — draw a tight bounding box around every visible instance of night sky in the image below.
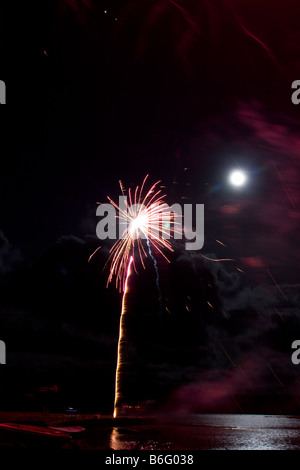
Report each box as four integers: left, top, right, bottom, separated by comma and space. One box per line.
1, 0, 300, 415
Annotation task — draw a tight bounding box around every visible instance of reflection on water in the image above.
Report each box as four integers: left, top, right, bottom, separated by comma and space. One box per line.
109, 415, 300, 450
110, 427, 173, 450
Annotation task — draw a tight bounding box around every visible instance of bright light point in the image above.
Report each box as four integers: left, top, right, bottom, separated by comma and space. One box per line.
129, 213, 148, 236
229, 169, 247, 187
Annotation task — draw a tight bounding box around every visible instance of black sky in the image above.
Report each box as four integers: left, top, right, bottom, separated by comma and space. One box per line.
1, 0, 300, 414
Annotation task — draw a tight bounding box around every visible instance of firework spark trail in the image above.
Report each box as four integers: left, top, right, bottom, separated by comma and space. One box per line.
113, 256, 133, 418
272, 161, 296, 210
266, 362, 286, 392
201, 254, 235, 262
131, 0, 202, 60
146, 235, 163, 316
266, 269, 289, 302
216, 239, 227, 247
232, 396, 244, 413
266, 361, 300, 410
238, 21, 276, 61
274, 307, 285, 322
218, 340, 252, 388
168, 0, 201, 34
90, 176, 179, 417
226, 2, 279, 69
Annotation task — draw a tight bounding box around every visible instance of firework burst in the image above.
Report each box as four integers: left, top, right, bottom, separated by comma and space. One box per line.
90, 175, 180, 417
90, 174, 179, 292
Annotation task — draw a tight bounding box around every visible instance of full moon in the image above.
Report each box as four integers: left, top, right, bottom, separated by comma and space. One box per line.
229, 169, 247, 187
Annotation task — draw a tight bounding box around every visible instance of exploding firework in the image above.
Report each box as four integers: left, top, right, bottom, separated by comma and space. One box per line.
90, 174, 179, 292
90, 175, 179, 417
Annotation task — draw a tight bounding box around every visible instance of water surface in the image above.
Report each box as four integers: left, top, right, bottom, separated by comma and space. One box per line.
106, 414, 300, 450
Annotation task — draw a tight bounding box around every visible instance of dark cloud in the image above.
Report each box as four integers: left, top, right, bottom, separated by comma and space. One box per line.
0, 230, 21, 275
162, 250, 300, 398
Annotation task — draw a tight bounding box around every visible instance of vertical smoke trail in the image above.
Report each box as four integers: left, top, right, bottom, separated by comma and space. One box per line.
146, 236, 163, 316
